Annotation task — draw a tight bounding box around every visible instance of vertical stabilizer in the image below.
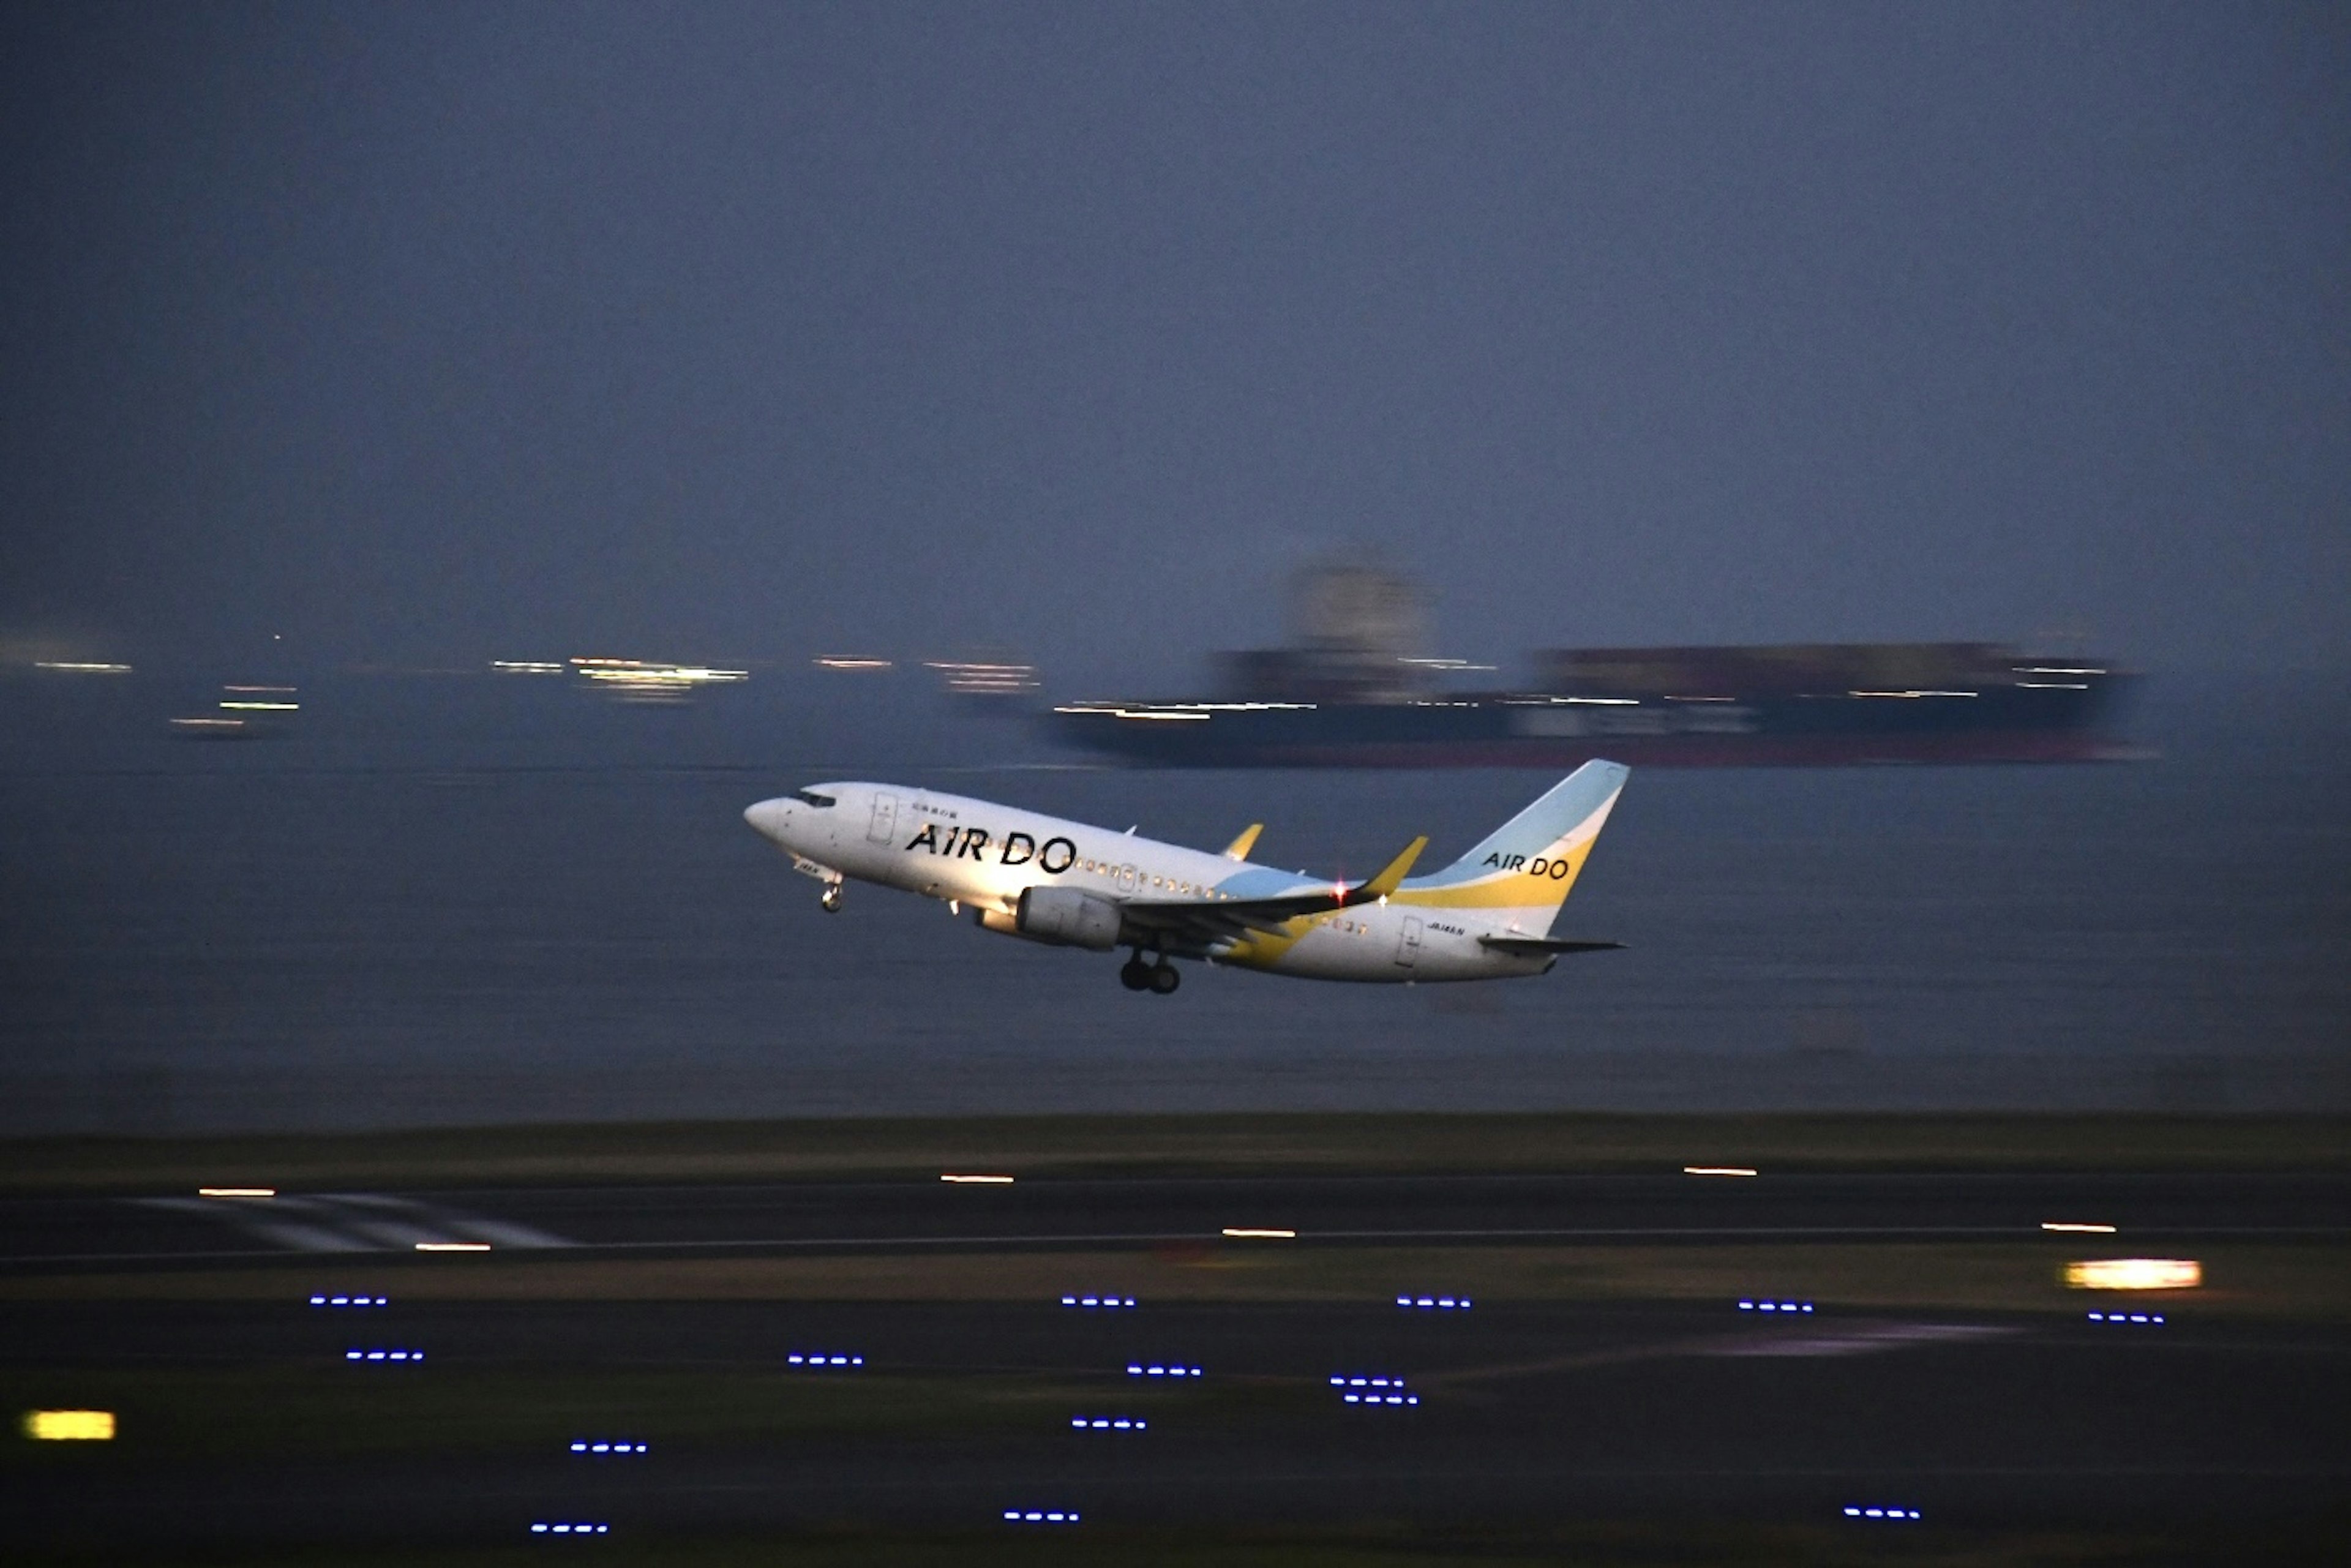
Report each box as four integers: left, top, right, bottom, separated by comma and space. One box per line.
1402, 761, 1629, 929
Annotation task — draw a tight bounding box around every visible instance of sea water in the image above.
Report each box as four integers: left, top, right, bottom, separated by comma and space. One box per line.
2, 668, 2344, 1132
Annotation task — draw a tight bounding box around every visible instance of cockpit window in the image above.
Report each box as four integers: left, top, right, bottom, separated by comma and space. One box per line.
794, 790, 836, 808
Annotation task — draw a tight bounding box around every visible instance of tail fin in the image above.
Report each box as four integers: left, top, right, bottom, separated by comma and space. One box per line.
1403, 761, 1629, 927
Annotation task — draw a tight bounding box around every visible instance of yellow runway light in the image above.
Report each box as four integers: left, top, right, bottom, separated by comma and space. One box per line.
940, 1174, 1015, 1185
25, 1409, 114, 1441
1221, 1228, 1297, 1239
2042, 1222, 2118, 1234
2066, 1258, 2201, 1291
414, 1242, 492, 1252
1684, 1166, 1758, 1177
197, 1187, 276, 1199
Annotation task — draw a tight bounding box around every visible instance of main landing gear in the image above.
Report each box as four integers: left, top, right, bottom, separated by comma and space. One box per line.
1120, 951, 1180, 995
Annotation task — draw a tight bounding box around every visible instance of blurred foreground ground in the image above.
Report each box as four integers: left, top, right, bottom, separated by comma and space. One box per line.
4, 1113, 2344, 1565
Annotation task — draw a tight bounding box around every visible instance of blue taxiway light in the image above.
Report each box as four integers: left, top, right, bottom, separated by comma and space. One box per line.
345, 1349, 422, 1362
1125, 1364, 1202, 1378
1844, 1506, 1921, 1520
2086, 1311, 2166, 1324
784, 1353, 864, 1368
1738, 1300, 1815, 1313
570, 1441, 649, 1454
310, 1296, 388, 1307
1332, 1373, 1417, 1406
1060, 1295, 1138, 1308
531, 1523, 610, 1534
1395, 1295, 1472, 1310
1002, 1509, 1081, 1523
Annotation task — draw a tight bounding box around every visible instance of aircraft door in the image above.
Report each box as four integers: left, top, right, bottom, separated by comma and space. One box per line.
867, 792, 898, 846
1395, 916, 1422, 969
1116, 864, 1138, 895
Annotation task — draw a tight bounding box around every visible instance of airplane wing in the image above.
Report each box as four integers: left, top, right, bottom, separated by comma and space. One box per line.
1475, 936, 1625, 956
1120, 836, 1428, 949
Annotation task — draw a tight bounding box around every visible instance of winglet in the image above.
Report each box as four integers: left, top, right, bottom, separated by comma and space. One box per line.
1359, 835, 1429, 900
1222, 823, 1264, 861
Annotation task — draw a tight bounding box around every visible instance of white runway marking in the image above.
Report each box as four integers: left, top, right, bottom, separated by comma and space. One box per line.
132, 1193, 573, 1253
250, 1221, 372, 1253
1711, 1322, 2015, 1358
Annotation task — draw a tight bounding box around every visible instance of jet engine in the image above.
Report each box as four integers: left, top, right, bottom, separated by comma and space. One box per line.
1010, 886, 1124, 950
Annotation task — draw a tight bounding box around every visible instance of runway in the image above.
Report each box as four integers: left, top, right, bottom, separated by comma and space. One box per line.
5, 1292, 2345, 1553
5, 1169, 2347, 1269
6, 1164, 2344, 1558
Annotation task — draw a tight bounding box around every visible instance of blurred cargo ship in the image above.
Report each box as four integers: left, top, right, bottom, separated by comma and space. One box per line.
1051, 564, 2132, 768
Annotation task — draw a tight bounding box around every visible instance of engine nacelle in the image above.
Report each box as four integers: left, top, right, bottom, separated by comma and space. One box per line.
1012, 885, 1123, 950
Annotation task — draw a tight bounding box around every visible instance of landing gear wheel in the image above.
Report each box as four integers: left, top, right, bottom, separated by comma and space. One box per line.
820, 884, 843, 913
1119, 957, 1153, 991
1148, 963, 1181, 995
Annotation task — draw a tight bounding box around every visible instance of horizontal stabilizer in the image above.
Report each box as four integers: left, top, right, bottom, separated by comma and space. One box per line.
1476, 935, 1625, 957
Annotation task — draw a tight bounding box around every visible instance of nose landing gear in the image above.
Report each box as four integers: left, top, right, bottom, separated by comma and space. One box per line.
819, 877, 844, 913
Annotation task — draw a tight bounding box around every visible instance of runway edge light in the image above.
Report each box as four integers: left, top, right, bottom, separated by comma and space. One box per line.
25, 1410, 115, 1441
2064, 1258, 2201, 1291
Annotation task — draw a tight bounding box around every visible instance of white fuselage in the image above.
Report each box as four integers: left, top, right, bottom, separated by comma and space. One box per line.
744, 781, 1555, 983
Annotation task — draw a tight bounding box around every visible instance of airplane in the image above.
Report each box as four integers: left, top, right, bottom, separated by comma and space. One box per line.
742, 760, 1629, 992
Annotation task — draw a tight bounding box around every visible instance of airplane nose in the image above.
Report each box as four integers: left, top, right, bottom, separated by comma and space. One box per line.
744, 799, 790, 841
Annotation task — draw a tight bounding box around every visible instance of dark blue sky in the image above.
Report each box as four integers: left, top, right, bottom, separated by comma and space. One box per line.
4, 2, 2344, 682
